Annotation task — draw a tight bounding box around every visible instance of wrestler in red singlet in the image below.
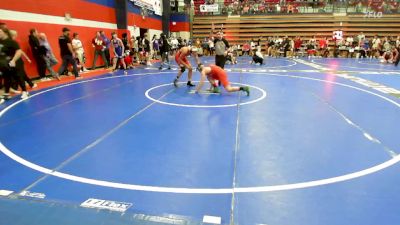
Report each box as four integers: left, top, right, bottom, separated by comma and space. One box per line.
195, 64, 250, 96
173, 46, 200, 87
208, 65, 230, 87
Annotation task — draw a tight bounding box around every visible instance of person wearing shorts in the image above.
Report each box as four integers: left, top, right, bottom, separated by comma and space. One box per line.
393, 46, 399, 66
319, 37, 329, 58
307, 38, 317, 58
124, 50, 134, 69
381, 46, 399, 65
251, 46, 264, 65
111, 32, 127, 74
371, 35, 381, 58
208, 37, 215, 56
294, 36, 302, 56
158, 33, 171, 70
195, 64, 249, 95
72, 33, 89, 72
173, 46, 199, 87
142, 33, 151, 65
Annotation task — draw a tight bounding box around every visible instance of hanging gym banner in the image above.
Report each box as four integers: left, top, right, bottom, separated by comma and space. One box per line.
199, 4, 219, 13
129, 0, 162, 16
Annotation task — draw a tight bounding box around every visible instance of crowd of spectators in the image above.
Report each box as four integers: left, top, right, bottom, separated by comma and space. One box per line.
0, 21, 186, 103
192, 33, 400, 65
194, 0, 400, 15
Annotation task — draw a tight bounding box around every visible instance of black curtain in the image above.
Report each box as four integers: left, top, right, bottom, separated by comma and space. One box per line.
115, 0, 128, 29
162, 0, 171, 35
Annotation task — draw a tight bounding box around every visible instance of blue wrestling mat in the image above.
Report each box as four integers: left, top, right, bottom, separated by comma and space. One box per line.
1, 56, 400, 225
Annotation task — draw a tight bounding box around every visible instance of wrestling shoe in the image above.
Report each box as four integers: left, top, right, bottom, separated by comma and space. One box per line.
242, 86, 250, 96
173, 78, 179, 87
212, 87, 221, 93
3, 94, 11, 100
187, 81, 195, 87
21, 91, 29, 99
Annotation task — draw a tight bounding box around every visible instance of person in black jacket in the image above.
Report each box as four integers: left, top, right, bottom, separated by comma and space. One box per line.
57, 27, 80, 79
121, 33, 130, 51
28, 28, 47, 79
10, 30, 36, 90
281, 36, 290, 58
158, 33, 171, 70
0, 22, 6, 91
0, 27, 29, 100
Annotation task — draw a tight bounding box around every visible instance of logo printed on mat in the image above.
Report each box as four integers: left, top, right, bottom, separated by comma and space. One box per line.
80, 198, 132, 212
19, 190, 46, 199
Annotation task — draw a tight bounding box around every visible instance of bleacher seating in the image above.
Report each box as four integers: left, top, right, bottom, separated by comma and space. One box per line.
192, 13, 400, 46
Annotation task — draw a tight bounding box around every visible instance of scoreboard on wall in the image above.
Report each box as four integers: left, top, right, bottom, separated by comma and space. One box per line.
130, 0, 162, 16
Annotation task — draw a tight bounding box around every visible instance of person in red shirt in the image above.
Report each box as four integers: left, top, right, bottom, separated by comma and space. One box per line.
319, 37, 327, 49
242, 42, 250, 56
124, 50, 134, 69
91, 31, 108, 69
173, 46, 200, 87
393, 47, 399, 66
195, 64, 250, 96
294, 37, 302, 51
319, 37, 329, 57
